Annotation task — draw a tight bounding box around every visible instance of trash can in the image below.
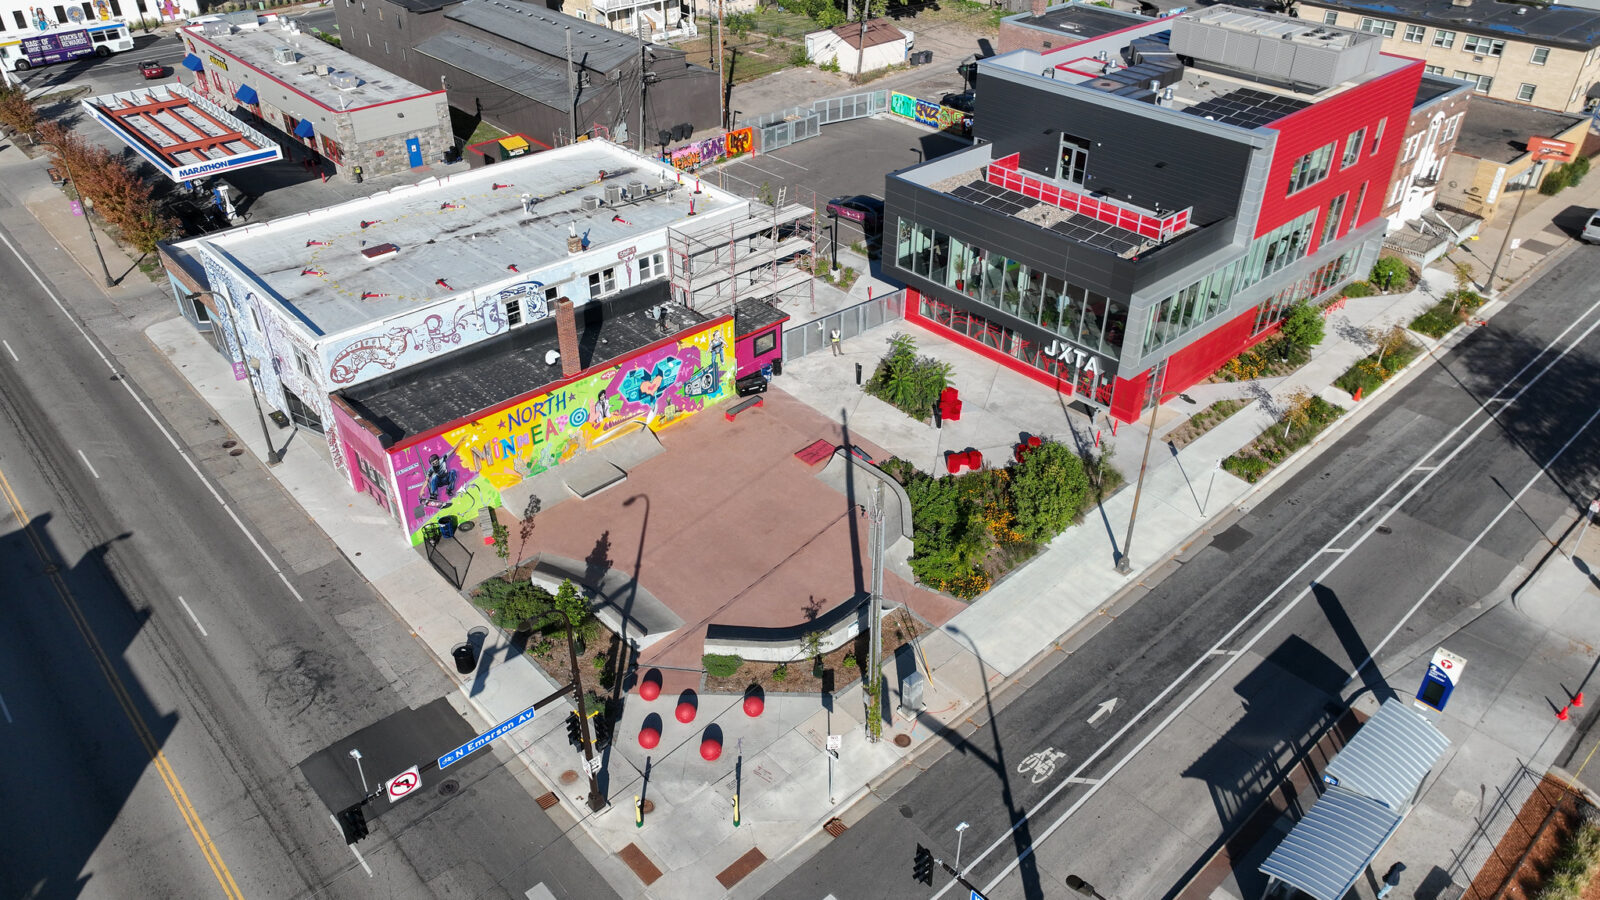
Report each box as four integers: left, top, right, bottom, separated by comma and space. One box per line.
451, 642, 478, 674
438, 515, 458, 539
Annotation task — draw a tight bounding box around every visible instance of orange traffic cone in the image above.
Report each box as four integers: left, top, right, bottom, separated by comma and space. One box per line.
1353, 386, 1363, 402
1576, 692, 1586, 708
1559, 705, 1571, 721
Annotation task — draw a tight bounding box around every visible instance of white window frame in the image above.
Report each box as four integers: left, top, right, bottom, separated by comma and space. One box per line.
1403, 23, 1425, 43
294, 347, 314, 378
638, 252, 666, 281
1424, 64, 1445, 75
1517, 82, 1537, 102
1531, 46, 1549, 65
1433, 29, 1455, 49
1402, 132, 1422, 162
1321, 10, 1337, 24
1463, 35, 1505, 56
1442, 113, 1462, 142
1342, 127, 1366, 168
1358, 17, 1396, 37
1370, 118, 1386, 156
588, 267, 617, 298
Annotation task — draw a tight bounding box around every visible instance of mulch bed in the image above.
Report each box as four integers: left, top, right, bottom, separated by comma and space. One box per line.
703, 607, 925, 694
1465, 773, 1590, 900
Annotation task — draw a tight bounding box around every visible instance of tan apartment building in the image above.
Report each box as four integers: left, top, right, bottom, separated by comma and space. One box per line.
1294, 0, 1600, 113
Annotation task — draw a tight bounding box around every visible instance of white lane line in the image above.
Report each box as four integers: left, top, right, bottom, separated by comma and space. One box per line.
760, 153, 807, 170
76, 449, 100, 479
939, 295, 1600, 898
1321, 547, 1349, 554
177, 596, 208, 637
0, 692, 11, 723
0, 226, 308, 606
328, 814, 373, 877
1350, 399, 1600, 683
1, 339, 16, 361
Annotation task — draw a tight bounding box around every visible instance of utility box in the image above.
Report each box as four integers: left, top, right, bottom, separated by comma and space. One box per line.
899, 670, 926, 715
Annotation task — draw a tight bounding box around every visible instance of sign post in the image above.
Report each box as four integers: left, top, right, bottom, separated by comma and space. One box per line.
1416, 647, 1466, 712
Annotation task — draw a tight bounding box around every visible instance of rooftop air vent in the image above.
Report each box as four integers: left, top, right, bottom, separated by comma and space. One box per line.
329, 71, 361, 90
272, 46, 298, 64
202, 21, 228, 36
315, 63, 333, 76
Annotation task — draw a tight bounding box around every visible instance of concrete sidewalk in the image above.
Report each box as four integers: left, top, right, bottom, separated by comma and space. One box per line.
20, 110, 1600, 897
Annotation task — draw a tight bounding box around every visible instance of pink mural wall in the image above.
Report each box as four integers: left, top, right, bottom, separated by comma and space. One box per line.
735, 322, 784, 379
331, 400, 398, 519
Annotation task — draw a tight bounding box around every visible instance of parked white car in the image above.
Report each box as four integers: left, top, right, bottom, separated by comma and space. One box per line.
1584, 210, 1600, 244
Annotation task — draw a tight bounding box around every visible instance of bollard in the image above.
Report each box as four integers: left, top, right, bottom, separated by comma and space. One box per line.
700, 735, 721, 760
855, 362, 863, 385
744, 693, 764, 717
634, 794, 644, 828
676, 700, 696, 723
639, 725, 660, 749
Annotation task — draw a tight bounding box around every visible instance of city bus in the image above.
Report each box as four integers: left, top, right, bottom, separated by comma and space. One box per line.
0, 1, 134, 72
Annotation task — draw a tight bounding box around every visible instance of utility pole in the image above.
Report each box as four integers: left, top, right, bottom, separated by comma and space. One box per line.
565, 26, 579, 145
854, 3, 867, 83
637, 15, 648, 153
566, 620, 605, 811
1485, 151, 1544, 297
715, 0, 726, 130
866, 481, 884, 742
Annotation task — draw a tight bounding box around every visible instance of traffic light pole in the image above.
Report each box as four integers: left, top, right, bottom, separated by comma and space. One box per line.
567, 620, 606, 812
940, 859, 988, 898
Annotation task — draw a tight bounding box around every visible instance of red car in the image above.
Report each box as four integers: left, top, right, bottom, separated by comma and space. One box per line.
139, 60, 167, 79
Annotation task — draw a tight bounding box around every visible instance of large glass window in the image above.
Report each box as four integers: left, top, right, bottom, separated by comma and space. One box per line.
1403, 24, 1424, 43
1358, 17, 1395, 36
1059, 133, 1090, 185
1433, 30, 1455, 49
1463, 35, 1504, 56
1321, 192, 1348, 246
1287, 142, 1335, 194
1342, 128, 1366, 169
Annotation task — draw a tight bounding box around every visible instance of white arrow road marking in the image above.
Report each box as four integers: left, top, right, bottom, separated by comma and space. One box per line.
1087, 698, 1117, 726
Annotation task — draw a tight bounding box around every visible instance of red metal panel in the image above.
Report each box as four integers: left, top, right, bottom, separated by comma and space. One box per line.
1108, 370, 1148, 423
1255, 57, 1423, 242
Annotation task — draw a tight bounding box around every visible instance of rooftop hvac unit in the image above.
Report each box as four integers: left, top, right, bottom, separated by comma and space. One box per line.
272, 46, 298, 65
581, 196, 602, 212
627, 180, 645, 197
315, 64, 334, 76
202, 21, 229, 36
329, 71, 361, 90
604, 184, 624, 205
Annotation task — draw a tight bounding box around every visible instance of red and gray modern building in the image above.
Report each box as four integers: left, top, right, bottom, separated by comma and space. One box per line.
886, 4, 1421, 422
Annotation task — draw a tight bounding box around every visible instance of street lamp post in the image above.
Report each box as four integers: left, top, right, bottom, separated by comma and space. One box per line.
1115, 382, 1181, 575
348, 748, 368, 793
829, 211, 840, 272
186, 291, 283, 466
43, 147, 114, 288
954, 821, 970, 869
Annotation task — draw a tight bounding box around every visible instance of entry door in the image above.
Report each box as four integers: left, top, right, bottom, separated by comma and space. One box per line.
406, 137, 423, 168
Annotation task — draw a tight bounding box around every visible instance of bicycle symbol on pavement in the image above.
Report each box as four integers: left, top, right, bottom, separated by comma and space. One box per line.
1016, 747, 1067, 784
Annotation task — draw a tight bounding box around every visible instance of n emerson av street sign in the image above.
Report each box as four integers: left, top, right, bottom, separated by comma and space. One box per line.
438, 703, 540, 770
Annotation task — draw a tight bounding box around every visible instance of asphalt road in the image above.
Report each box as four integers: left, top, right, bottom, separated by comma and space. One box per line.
0, 189, 615, 894
768, 251, 1600, 900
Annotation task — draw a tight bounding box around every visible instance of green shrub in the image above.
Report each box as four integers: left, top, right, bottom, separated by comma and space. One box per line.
865, 333, 952, 420
772, 663, 788, 681
1341, 281, 1374, 298
788, 45, 811, 66
1222, 454, 1271, 483
1541, 169, 1570, 195
702, 653, 743, 678
819, 56, 841, 73
1010, 440, 1091, 542
1369, 257, 1411, 292
472, 578, 554, 631
1409, 303, 1459, 338
1279, 300, 1325, 349
842, 654, 857, 669
1533, 819, 1600, 900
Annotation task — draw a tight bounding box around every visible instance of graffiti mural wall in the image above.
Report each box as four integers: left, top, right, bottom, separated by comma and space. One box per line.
889, 92, 970, 135
388, 319, 737, 542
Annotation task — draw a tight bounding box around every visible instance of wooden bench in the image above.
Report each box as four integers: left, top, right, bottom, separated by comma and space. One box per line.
725, 395, 763, 421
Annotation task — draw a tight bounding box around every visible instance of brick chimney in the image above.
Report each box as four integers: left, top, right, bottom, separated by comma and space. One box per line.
1031, 0, 1046, 17
555, 297, 581, 378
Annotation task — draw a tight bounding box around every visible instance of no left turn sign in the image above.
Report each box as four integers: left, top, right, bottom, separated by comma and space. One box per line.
386, 765, 421, 804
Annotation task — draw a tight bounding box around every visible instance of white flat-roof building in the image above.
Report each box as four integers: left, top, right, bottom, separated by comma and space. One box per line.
180, 13, 451, 181
160, 139, 748, 474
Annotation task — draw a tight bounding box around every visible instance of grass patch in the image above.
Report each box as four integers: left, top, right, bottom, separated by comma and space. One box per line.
1222, 396, 1343, 483
1409, 290, 1486, 338
33, 86, 88, 106
448, 106, 509, 146
1333, 333, 1422, 397
1533, 815, 1600, 899
702, 653, 743, 679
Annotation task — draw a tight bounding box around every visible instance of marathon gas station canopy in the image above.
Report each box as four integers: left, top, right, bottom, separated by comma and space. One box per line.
80, 83, 281, 183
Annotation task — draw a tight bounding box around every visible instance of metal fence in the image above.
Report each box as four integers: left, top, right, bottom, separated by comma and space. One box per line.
783, 290, 905, 360
744, 90, 887, 153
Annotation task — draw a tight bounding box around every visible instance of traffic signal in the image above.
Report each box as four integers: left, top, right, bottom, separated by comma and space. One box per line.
337, 802, 369, 845
913, 844, 934, 885
591, 713, 612, 750
565, 711, 583, 749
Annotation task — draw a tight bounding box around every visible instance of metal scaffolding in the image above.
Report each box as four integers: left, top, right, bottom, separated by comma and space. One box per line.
665, 195, 819, 318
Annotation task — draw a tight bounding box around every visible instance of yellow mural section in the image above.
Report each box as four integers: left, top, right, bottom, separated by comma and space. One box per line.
445, 321, 736, 490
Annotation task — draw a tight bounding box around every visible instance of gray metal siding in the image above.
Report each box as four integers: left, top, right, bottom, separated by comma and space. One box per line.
347, 94, 447, 142
973, 75, 1258, 228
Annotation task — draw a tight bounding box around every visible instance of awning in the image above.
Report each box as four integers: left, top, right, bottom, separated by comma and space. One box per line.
181, 53, 204, 72
234, 83, 257, 105
1322, 700, 1452, 811
1259, 786, 1403, 900
293, 118, 315, 139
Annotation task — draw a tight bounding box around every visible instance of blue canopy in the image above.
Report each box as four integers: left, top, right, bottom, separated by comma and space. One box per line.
181, 53, 204, 72
234, 83, 257, 105
293, 118, 315, 139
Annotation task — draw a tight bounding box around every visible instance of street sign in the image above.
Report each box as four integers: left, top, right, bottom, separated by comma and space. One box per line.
437, 703, 538, 769
1416, 647, 1466, 712
826, 734, 842, 752
1528, 136, 1578, 163
385, 765, 421, 803
584, 756, 603, 774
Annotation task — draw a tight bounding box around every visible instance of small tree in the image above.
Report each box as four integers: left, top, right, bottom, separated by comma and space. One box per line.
1369, 257, 1410, 293
473, 578, 552, 631
1278, 300, 1325, 349
1368, 322, 1411, 370
1009, 440, 1091, 543
553, 579, 591, 631
1279, 387, 1313, 438
490, 515, 512, 578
